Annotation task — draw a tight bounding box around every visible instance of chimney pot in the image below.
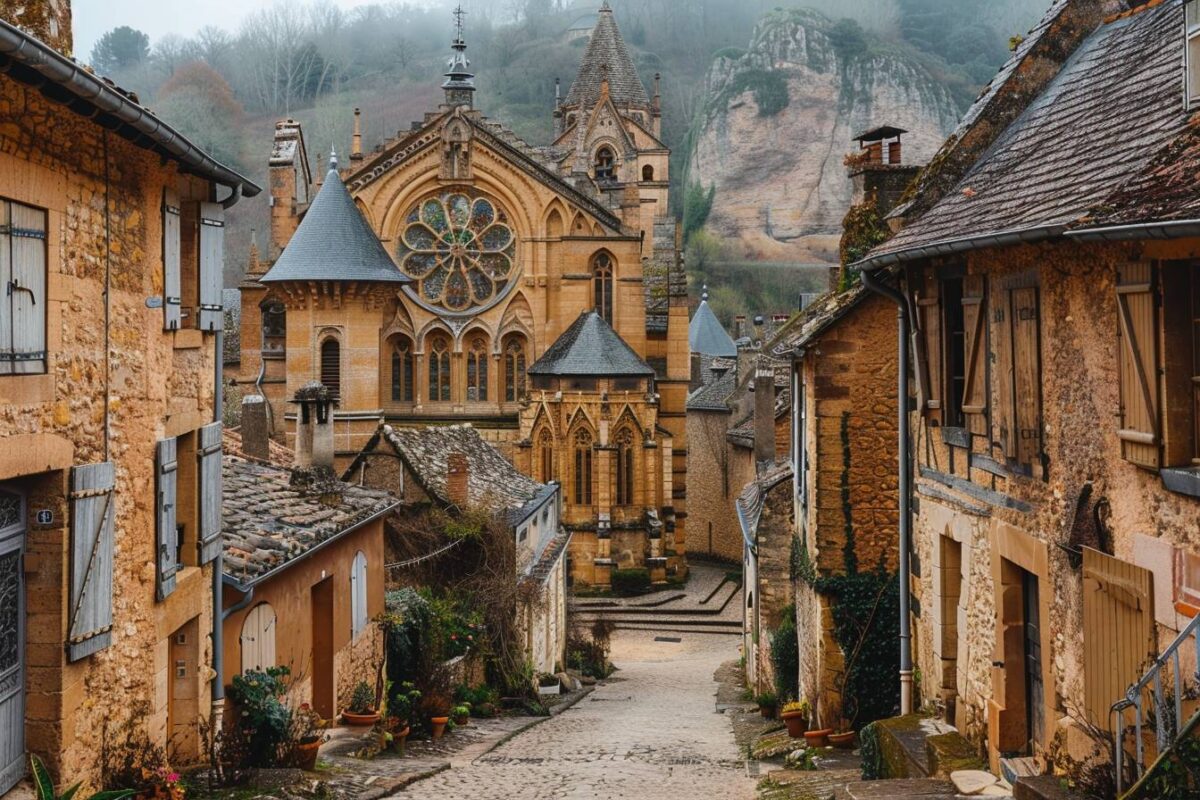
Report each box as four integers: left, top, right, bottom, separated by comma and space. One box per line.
292, 381, 334, 472
447, 452, 470, 508
754, 359, 777, 465
241, 395, 270, 461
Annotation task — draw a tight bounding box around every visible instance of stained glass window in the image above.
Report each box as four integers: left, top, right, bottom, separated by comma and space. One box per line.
396, 191, 517, 314
429, 335, 451, 402
504, 335, 527, 402
391, 337, 414, 403
467, 336, 488, 401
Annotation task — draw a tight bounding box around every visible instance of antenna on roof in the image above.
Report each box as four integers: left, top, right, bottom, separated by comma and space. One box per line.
329, 147, 338, 171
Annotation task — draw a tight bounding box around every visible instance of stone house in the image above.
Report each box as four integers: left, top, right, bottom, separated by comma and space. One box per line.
857, 0, 1200, 778
348, 424, 569, 674
236, 4, 691, 587
220, 398, 397, 722
0, 5, 259, 791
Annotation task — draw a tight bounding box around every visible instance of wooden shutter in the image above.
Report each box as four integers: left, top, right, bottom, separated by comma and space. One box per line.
197, 422, 223, 564
1082, 548, 1155, 731
961, 275, 988, 437
351, 550, 368, 638
1116, 263, 1161, 468
9, 202, 47, 375
156, 438, 179, 600
163, 189, 182, 331
1011, 286, 1043, 470
916, 270, 943, 422
0, 202, 10, 376
68, 462, 115, 662
198, 202, 224, 332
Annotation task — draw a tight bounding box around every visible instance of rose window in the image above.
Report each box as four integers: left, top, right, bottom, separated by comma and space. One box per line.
396, 191, 516, 314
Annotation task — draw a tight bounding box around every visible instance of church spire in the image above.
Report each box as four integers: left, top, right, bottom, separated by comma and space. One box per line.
442, 4, 475, 109
564, 2, 650, 111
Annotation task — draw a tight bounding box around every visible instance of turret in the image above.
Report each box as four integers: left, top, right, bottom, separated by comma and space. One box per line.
442, 5, 475, 109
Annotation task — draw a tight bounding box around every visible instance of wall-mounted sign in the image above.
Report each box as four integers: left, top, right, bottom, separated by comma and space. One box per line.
35, 509, 53, 525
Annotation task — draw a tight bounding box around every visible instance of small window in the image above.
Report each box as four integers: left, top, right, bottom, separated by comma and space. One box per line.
642, 164, 654, 182
466, 335, 488, 401
615, 427, 636, 506
262, 301, 286, 357
320, 338, 341, 398
0, 199, 48, 375
350, 550, 369, 638
592, 252, 614, 324
1188, 2, 1200, 108
390, 336, 414, 403
518, 526, 528, 544
573, 429, 593, 506
428, 334, 451, 402
504, 334, 527, 402
538, 427, 554, 484
1176, 548, 1200, 609
594, 147, 615, 182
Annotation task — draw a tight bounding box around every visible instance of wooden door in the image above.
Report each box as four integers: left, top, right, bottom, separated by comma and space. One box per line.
311, 579, 335, 718
1022, 571, 1044, 753
239, 603, 276, 674
0, 486, 26, 794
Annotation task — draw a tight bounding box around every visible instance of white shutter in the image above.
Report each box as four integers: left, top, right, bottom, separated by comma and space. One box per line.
351, 550, 368, 638
9, 202, 46, 374
68, 462, 115, 662
197, 422, 223, 563
156, 438, 179, 600
0, 201, 11, 376
240, 603, 276, 673
198, 202, 224, 332
163, 189, 182, 331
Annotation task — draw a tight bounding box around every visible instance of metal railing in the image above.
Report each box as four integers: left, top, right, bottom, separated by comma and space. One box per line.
1111, 611, 1200, 796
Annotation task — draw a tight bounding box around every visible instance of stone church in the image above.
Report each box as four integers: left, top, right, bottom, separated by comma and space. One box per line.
236, 3, 689, 587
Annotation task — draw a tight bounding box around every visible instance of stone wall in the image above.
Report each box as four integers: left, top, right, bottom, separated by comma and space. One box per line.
0, 0, 73, 55
685, 409, 741, 562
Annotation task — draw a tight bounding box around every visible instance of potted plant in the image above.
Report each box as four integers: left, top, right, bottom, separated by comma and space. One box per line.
389, 681, 422, 728
804, 725, 833, 748
537, 673, 561, 696
430, 711, 450, 740
829, 728, 856, 749
292, 704, 329, 770
452, 703, 471, 726
343, 680, 381, 726
755, 691, 778, 719
780, 700, 810, 738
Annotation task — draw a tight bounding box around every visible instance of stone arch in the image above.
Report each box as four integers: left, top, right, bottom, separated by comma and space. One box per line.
382, 298, 416, 340
592, 221, 605, 237
416, 318, 454, 353
500, 292, 535, 345
544, 204, 566, 238
383, 331, 416, 405
570, 211, 588, 234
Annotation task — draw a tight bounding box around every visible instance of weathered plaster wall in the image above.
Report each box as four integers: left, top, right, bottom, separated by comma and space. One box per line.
685, 409, 741, 562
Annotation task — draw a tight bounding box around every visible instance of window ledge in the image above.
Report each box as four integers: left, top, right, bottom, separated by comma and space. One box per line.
1161, 467, 1200, 499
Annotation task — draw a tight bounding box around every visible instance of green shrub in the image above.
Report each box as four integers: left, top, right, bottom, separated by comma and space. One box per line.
770, 606, 800, 702
611, 568, 652, 596
722, 68, 790, 117
228, 667, 293, 767
349, 681, 375, 714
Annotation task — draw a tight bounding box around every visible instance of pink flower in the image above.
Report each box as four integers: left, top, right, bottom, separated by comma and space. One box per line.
167, 773, 180, 783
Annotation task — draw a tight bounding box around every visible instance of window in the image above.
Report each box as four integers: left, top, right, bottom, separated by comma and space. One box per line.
428, 334, 451, 401
1189, 1, 1200, 108
592, 252, 614, 324
642, 164, 654, 182
261, 302, 286, 357
466, 335, 488, 401
350, 550, 368, 639
573, 429, 593, 507
504, 334, 527, 402
390, 336, 414, 403
0, 199, 47, 375
320, 338, 341, 398
240, 603, 276, 673
594, 147, 616, 181
917, 269, 989, 437
1177, 548, 1200, 609
615, 427, 635, 506
538, 427, 554, 484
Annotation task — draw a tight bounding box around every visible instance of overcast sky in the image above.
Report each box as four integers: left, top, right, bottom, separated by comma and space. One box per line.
74, 0, 442, 60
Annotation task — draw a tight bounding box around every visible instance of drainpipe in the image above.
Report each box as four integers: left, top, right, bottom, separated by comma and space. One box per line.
861, 268, 913, 716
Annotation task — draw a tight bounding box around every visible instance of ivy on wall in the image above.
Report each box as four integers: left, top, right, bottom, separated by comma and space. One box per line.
838, 198, 891, 290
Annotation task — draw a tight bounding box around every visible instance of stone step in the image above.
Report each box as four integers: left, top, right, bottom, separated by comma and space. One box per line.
570, 583, 741, 618
594, 619, 742, 635
571, 592, 688, 609
832, 778, 958, 800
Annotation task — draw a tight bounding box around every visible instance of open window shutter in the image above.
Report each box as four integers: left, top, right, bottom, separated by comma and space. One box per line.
163, 189, 182, 331
961, 275, 988, 437
156, 438, 179, 600
1011, 286, 1043, 470
10, 202, 47, 375
198, 202, 224, 332
916, 270, 942, 422
68, 462, 115, 662
198, 421, 223, 563
992, 290, 1017, 459
1116, 262, 1161, 468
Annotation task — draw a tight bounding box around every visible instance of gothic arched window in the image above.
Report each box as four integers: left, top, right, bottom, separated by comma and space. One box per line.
538, 426, 554, 484
466, 335, 489, 401
320, 337, 341, 398
504, 334, 527, 402
615, 427, 636, 506
592, 252, 614, 324
594, 146, 615, 181
390, 335, 414, 403
573, 428, 593, 507
428, 334, 451, 402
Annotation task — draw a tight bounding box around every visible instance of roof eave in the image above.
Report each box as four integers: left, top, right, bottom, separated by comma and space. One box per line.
1066, 218, 1200, 242
856, 224, 1068, 271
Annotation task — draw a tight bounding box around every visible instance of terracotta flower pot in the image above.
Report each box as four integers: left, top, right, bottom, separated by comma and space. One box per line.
829, 731, 856, 749
342, 709, 381, 726
759, 705, 777, 720
430, 716, 450, 740
453, 714, 469, 726
780, 710, 808, 738
294, 738, 322, 770
804, 728, 832, 748
393, 725, 410, 753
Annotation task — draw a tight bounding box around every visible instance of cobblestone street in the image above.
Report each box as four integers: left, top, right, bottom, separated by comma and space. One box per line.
396, 631, 755, 799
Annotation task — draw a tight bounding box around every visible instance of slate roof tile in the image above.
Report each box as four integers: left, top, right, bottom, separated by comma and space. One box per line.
565, 3, 650, 110
689, 298, 738, 358
528, 310, 654, 377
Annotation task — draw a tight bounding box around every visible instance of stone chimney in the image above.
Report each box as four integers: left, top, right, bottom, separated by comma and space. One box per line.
753, 358, 776, 465
446, 452, 470, 509
290, 382, 338, 497
241, 395, 270, 461
734, 315, 747, 341
2, 0, 73, 56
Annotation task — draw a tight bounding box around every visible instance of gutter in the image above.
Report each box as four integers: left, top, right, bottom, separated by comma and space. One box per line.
0, 20, 260, 197
855, 224, 1066, 272
1066, 218, 1200, 242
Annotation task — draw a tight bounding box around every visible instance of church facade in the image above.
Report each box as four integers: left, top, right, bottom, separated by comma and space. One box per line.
236, 3, 689, 587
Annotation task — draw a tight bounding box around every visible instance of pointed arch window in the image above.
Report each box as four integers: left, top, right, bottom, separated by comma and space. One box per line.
615, 426, 636, 506
592, 252, 614, 324
466, 335, 489, 401
428, 334, 451, 402
504, 334, 527, 402
594, 146, 616, 182
390, 336, 415, 403
538, 427, 554, 484
320, 337, 341, 399
573, 428, 593, 507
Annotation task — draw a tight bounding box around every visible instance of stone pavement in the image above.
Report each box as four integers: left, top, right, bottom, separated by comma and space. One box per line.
394, 630, 756, 799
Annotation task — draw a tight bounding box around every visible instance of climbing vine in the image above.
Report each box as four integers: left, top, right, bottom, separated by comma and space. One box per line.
1133, 734, 1200, 800
838, 199, 891, 290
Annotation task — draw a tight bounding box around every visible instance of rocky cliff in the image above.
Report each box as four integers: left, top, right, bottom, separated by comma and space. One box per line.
688, 10, 962, 263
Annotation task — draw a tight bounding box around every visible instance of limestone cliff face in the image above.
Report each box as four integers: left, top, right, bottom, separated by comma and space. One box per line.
689, 10, 961, 263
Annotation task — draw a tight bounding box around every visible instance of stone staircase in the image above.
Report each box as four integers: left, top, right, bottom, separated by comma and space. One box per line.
570, 564, 743, 636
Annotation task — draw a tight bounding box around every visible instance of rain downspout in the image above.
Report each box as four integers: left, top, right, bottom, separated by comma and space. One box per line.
861, 268, 914, 716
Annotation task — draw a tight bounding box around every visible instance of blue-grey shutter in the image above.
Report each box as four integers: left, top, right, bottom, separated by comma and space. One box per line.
6, 201, 47, 375
68, 462, 115, 661
162, 189, 182, 331
156, 438, 178, 599
197, 422, 223, 563
198, 202, 224, 332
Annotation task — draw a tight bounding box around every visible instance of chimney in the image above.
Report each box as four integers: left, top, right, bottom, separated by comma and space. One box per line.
734, 315, 747, 340
241, 395, 270, 461
752, 314, 765, 343
447, 452, 470, 508
753, 358, 776, 465
2, 0, 73, 56
351, 108, 363, 161
291, 381, 335, 472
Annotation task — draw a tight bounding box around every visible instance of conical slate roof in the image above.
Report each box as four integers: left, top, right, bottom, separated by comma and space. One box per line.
261, 156, 408, 285
564, 3, 650, 110
689, 291, 737, 357
529, 310, 654, 377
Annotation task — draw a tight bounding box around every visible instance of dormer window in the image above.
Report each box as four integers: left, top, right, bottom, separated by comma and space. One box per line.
594, 147, 616, 182
1188, 0, 1200, 108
